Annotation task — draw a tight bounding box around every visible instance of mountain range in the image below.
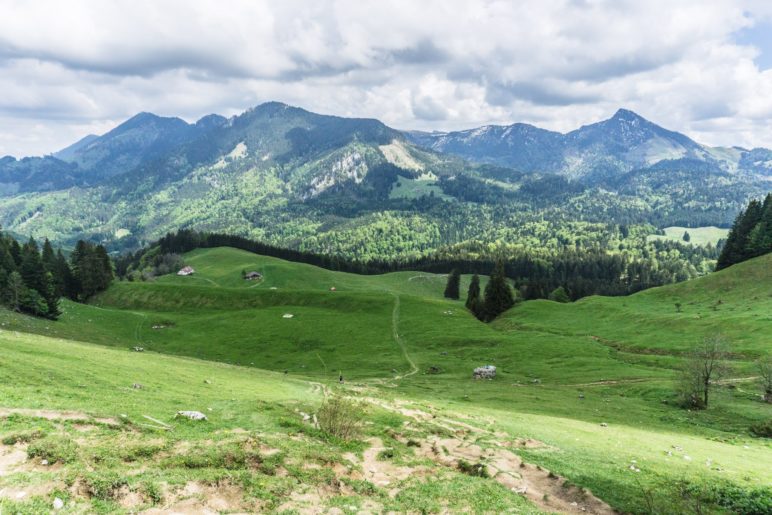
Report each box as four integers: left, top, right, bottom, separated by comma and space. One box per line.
407, 108, 772, 182
0, 103, 768, 260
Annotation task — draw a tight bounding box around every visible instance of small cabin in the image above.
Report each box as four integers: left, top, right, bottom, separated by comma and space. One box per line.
473, 365, 496, 380
244, 271, 263, 280
177, 266, 195, 276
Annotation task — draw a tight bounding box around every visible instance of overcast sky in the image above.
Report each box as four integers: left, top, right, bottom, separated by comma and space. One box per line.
2, 0, 772, 156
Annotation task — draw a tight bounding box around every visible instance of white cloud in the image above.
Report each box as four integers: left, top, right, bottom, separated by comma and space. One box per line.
1, 0, 772, 156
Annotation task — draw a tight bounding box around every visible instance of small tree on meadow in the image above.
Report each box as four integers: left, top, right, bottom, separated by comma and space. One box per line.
548, 286, 570, 303
682, 231, 691, 243
444, 269, 461, 300
465, 273, 483, 320
678, 334, 730, 409
483, 260, 514, 321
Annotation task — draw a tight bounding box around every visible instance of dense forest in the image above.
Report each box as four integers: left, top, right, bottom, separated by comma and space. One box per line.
716, 193, 772, 270
117, 229, 718, 302
0, 227, 113, 319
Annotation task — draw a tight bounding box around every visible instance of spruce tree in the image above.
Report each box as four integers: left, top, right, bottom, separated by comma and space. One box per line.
682, 231, 690, 243
748, 193, 772, 258
717, 200, 763, 270
483, 260, 515, 321
444, 269, 461, 299
465, 273, 483, 319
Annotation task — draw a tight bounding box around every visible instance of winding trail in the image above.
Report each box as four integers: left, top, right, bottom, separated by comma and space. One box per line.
391, 295, 418, 380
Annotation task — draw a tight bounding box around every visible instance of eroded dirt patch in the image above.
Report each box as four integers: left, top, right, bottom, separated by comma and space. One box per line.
0, 407, 120, 426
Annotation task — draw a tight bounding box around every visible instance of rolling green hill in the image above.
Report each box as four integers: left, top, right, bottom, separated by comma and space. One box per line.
1, 247, 771, 513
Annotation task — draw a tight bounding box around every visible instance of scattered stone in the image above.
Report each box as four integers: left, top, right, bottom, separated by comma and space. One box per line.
330, 287, 337, 291
41, 459, 49, 466
204, 379, 211, 384
600, 422, 608, 427
132, 383, 143, 389
53, 498, 64, 511
132, 346, 144, 352
578, 394, 585, 399
531, 379, 541, 384
176, 411, 208, 421
282, 313, 294, 319
683, 455, 692, 461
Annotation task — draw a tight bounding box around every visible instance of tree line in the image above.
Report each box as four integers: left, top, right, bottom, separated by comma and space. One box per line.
0, 227, 113, 319
716, 193, 772, 270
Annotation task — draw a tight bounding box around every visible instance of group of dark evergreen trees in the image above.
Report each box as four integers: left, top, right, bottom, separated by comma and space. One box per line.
716, 193, 772, 270
445, 261, 515, 322
0, 227, 113, 319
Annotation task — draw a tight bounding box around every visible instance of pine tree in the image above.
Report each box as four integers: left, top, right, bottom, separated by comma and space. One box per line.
19, 237, 58, 318
444, 269, 460, 299
483, 260, 515, 321
717, 200, 764, 270
748, 193, 772, 258
7, 271, 25, 312
682, 231, 690, 243
465, 273, 483, 319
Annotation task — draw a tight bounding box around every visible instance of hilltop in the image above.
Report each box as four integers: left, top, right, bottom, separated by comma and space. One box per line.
1, 247, 770, 513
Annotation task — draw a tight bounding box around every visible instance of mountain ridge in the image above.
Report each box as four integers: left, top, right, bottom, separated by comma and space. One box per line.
0, 102, 767, 264
406, 108, 772, 181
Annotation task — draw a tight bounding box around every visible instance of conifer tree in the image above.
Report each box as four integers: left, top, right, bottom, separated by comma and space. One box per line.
717, 198, 768, 269
483, 260, 515, 321
465, 273, 483, 319
444, 269, 461, 299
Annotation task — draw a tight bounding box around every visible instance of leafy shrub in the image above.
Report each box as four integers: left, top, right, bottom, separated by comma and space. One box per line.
750, 419, 772, 438
27, 436, 78, 464
681, 481, 772, 515
457, 459, 489, 478
317, 397, 365, 441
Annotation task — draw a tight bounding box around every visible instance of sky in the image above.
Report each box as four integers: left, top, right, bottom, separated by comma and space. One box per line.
2, 0, 772, 157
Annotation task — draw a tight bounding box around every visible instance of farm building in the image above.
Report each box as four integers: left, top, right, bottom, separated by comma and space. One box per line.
244, 271, 263, 280
473, 365, 496, 379
177, 266, 195, 276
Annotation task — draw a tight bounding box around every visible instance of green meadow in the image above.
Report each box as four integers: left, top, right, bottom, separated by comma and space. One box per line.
1, 247, 770, 513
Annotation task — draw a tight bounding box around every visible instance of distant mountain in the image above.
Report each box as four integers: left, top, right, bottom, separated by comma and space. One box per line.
406, 108, 772, 183
0, 103, 767, 263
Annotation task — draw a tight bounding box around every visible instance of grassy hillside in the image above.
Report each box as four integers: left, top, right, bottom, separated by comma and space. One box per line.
2, 247, 771, 513
647, 226, 728, 246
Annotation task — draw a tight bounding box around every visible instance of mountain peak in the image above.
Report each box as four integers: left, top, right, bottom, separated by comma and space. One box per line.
611, 108, 646, 123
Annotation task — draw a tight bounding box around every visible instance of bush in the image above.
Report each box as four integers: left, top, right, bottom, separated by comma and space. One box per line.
750, 419, 772, 438
83, 472, 128, 500
317, 396, 365, 441
457, 459, 489, 478
27, 436, 78, 464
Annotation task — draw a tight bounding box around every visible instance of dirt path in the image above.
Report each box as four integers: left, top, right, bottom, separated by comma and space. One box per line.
391, 295, 418, 380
